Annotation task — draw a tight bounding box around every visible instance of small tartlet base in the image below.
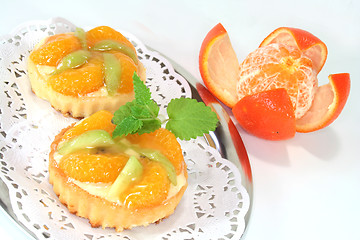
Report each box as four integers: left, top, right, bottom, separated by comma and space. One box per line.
28, 58, 146, 118
49, 125, 188, 232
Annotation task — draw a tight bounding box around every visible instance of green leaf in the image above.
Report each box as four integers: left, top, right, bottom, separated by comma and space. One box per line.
112, 102, 134, 125
113, 116, 143, 137
133, 72, 151, 105
137, 119, 162, 135
130, 104, 153, 119
130, 100, 159, 118
146, 100, 160, 117
166, 98, 218, 140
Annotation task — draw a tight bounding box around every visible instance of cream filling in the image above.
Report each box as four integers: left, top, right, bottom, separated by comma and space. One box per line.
71, 172, 187, 204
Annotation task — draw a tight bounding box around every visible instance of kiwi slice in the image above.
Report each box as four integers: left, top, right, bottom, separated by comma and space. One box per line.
93, 40, 138, 64
108, 155, 143, 198
103, 53, 122, 95
138, 149, 177, 186
57, 130, 114, 155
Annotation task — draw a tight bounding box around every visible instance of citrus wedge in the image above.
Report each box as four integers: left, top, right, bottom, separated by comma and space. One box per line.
199, 23, 240, 108
260, 27, 328, 74
232, 88, 296, 140
296, 73, 350, 132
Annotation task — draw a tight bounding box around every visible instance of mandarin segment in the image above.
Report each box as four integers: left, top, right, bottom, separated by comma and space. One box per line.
125, 128, 184, 174
30, 34, 82, 66
237, 43, 317, 119
61, 110, 115, 142
120, 161, 170, 209
48, 53, 104, 96
86, 26, 135, 50
59, 152, 129, 183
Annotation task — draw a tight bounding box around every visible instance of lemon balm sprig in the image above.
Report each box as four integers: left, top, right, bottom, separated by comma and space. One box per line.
112, 73, 219, 140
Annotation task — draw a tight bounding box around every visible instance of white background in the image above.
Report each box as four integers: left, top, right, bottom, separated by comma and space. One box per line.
1, 0, 360, 239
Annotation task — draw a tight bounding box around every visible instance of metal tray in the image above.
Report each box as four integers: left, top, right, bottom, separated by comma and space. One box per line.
0, 20, 253, 239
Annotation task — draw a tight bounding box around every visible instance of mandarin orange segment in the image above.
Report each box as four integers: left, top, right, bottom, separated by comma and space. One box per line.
86, 26, 135, 50
125, 128, 184, 175
61, 110, 115, 142
120, 161, 170, 209
59, 152, 129, 183
30, 34, 82, 66
111, 52, 138, 93
48, 53, 104, 96
237, 43, 317, 119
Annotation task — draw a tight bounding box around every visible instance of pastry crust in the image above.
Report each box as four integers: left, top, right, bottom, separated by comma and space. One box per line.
49, 125, 188, 231
27, 36, 146, 118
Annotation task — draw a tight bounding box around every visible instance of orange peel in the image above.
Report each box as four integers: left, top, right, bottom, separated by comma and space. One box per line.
296, 73, 350, 132
232, 88, 296, 140
199, 23, 240, 108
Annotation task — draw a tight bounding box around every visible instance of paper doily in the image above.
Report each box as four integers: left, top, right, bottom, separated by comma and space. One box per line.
0, 18, 250, 240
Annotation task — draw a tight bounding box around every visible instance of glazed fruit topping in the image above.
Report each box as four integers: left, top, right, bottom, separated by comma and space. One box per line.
51, 49, 91, 75
92, 39, 139, 64
103, 52, 122, 96
57, 129, 114, 156
108, 156, 143, 198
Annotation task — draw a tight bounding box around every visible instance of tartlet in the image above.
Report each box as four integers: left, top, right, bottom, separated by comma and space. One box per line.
49, 110, 188, 231
28, 26, 146, 118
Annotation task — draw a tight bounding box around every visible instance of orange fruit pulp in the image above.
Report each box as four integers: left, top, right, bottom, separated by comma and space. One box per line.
236, 43, 318, 119
58, 110, 185, 208
29, 26, 139, 96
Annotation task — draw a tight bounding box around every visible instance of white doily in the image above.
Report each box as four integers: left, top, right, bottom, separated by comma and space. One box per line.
0, 18, 250, 240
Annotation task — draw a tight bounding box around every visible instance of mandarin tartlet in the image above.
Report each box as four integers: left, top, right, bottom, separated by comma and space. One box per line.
49, 110, 188, 231
28, 26, 146, 118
